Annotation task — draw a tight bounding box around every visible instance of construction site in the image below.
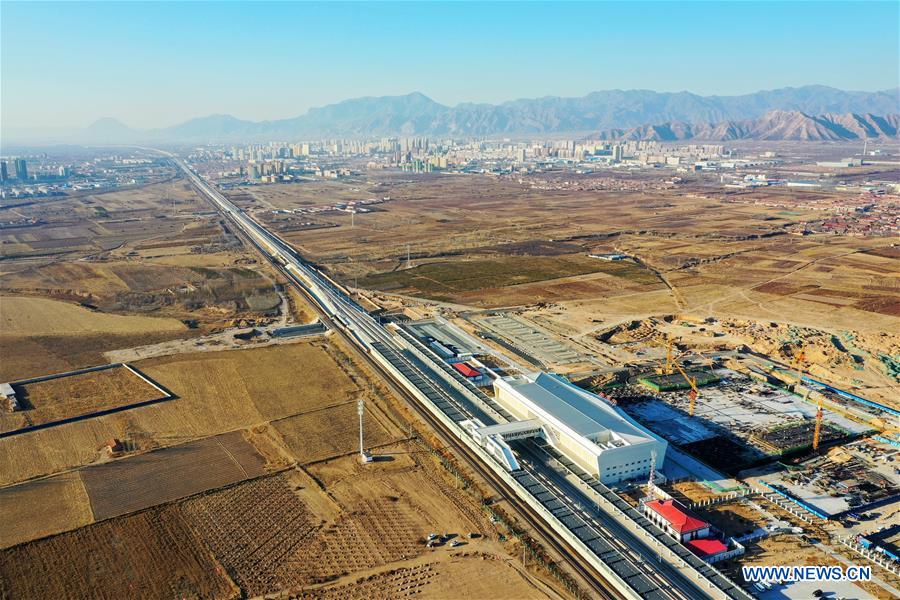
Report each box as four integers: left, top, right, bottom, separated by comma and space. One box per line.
609, 366, 871, 473
755, 437, 900, 520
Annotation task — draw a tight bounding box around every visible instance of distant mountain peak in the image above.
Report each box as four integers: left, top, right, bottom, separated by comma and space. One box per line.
86, 117, 131, 131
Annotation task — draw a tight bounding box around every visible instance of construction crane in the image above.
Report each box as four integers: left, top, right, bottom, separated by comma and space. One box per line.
664, 336, 674, 375
674, 360, 701, 417
655, 335, 701, 416
812, 393, 824, 451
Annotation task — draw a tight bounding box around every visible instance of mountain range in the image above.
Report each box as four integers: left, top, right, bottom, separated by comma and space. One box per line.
598, 110, 899, 141
76, 85, 899, 143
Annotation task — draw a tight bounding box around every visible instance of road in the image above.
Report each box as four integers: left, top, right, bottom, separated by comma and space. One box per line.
172, 157, 750, 600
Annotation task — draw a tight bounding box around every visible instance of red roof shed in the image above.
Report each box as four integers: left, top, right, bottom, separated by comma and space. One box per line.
452, 362, 481, 378
686, 538, 728, 558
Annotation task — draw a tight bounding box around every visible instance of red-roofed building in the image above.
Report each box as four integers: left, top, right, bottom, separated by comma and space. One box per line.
451, 361, 486, 384
643, 499, 711, 542
452, 362, 481, 378
685, 537, 728, 559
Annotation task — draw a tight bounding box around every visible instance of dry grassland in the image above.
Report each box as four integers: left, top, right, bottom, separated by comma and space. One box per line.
274, 400, 399, 464
0, 472, 93, 549
0, 295, 185, 336
0, 330, 194, 382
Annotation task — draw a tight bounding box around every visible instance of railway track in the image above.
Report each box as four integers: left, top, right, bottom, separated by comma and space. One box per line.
178, 161, 747, 600
185, 174, 624, 599
340, 333, 625, 600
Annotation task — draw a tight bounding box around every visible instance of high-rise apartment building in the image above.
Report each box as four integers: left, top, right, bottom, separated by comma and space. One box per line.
14, 158, 28, 180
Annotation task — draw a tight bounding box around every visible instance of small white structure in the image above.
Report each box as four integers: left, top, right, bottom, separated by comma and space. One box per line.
588, 253, 629, 261
1, 383, 18, 411
493, 372, 667, 484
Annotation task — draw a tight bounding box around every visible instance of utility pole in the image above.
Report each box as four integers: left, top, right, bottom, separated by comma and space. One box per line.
406, 243, 411, 269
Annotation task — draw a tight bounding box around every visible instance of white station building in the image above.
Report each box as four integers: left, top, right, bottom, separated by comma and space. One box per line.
492, 372, 667, 484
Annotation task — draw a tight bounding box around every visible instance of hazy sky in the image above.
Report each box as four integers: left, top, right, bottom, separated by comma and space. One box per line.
3, 1, 898, 131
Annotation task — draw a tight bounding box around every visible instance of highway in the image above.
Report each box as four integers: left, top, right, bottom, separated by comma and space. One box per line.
173, 157, 750, 600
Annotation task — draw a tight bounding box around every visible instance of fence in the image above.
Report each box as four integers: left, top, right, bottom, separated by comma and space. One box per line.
758, 482, 828, 521
689, 488, 753, 510
837, 536, 900, 576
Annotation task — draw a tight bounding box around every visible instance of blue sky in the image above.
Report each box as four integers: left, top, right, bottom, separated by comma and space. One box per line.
2, 1, 898, 130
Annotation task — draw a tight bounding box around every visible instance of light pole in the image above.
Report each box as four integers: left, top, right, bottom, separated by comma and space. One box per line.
358, 398, 371, 463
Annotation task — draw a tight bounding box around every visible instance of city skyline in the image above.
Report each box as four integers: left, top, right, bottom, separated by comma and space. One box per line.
2, 1, 898, 135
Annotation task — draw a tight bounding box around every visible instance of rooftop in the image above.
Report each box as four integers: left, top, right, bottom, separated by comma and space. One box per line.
645, 499, 710, 534
685, 538, 729, 558
505, 372, 661, 446
452, 362, 481, 378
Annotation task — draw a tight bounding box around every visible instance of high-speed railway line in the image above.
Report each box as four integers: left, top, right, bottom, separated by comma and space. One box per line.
174, 158, 750, 600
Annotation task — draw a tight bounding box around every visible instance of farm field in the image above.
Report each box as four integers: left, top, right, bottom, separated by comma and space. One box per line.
303, 554, 558, 600
0, 455, 560, 600
0, 503, 238, 600
182, 472, 322, 595
81, 431, 267, 520
0, 341, 360, 487
1, 365, 166, 434
0, 472, 93, 549
257, 174, 896, 341
227, 180, 377, 210
2, 259, 283, 326
0, 295, 185, 337
306, 445, 490, 563
0, 330, 199, 382
273, 400, 401, 464
0, 179, 209, 263
359, 254, 661, 306
0, 178, 314, 384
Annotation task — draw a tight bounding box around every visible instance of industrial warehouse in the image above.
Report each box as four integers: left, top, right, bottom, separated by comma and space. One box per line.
493, 372, 668, 484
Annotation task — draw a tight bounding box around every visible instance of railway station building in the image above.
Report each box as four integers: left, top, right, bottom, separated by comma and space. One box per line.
492, 372, 667, 484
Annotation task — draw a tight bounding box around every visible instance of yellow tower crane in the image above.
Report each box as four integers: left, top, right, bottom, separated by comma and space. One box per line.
792, 345, 822, 451
674, 360, 701, 417
656, 335, 701, 416
655, 335, 676, 375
